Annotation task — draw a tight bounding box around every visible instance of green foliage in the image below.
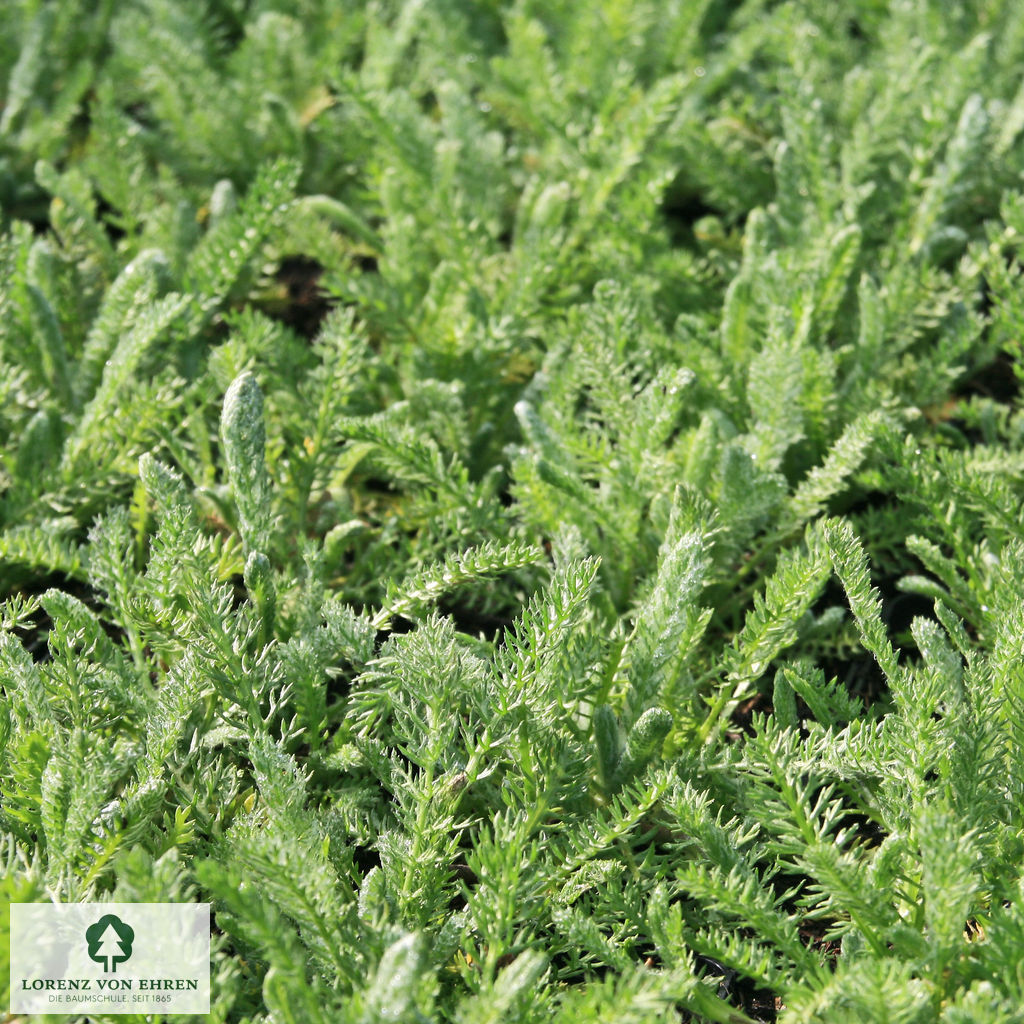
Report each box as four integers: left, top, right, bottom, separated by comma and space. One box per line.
3, 1, 1024, 1021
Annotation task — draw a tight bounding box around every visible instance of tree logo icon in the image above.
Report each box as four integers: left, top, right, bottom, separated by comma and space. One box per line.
85, 914, 135, 973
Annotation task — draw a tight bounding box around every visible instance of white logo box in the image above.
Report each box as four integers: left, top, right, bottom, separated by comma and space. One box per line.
10, 902, 210, 1015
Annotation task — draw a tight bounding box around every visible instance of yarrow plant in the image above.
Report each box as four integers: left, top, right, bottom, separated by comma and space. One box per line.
3, 1, 1024, 1021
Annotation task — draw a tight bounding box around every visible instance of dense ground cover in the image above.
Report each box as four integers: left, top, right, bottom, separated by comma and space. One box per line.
4, 1, 1024, 1020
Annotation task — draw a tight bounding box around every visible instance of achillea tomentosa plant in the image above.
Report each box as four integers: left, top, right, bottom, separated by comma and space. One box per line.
4, 1, 1024, 1021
